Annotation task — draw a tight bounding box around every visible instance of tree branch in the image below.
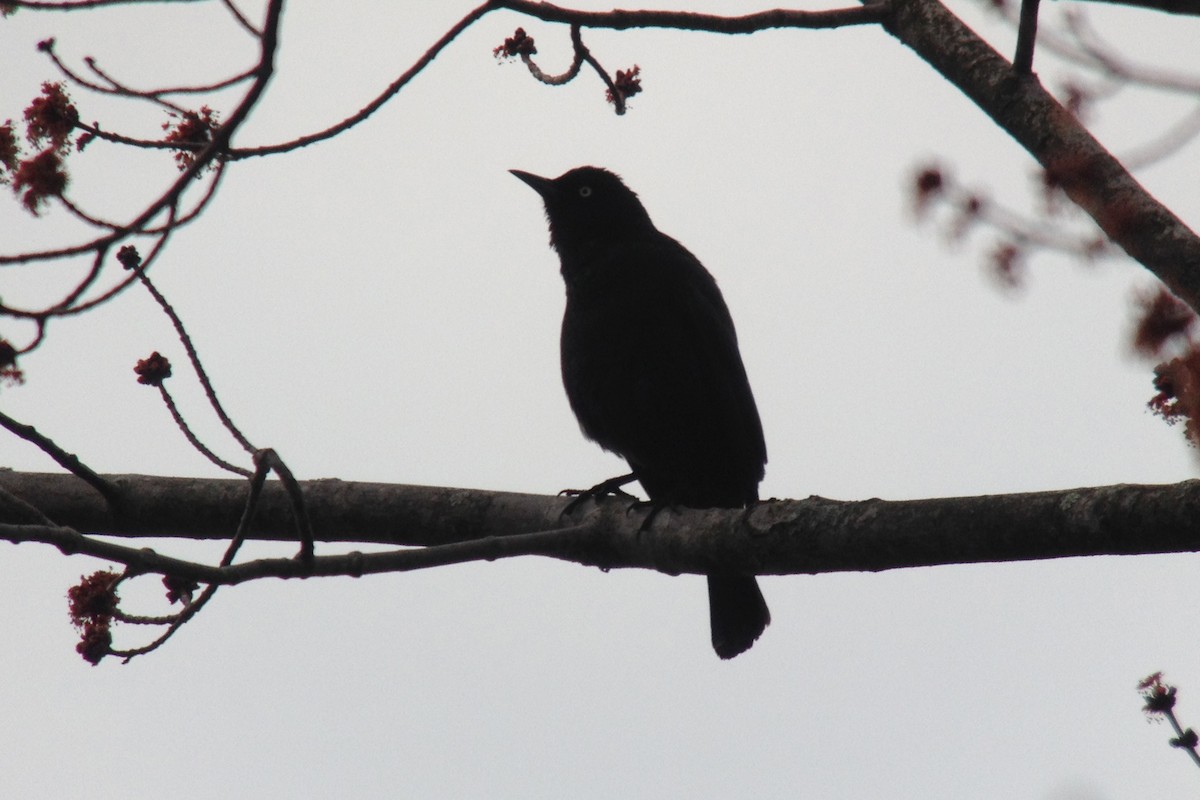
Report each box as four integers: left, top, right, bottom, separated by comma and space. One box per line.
878, 0, 1200, 313
0, 413, 119, 507
1066, 0, 1200, 15
3, 472, 1200, 581
1012, 0, 1040, 74
491, 0, 890, 31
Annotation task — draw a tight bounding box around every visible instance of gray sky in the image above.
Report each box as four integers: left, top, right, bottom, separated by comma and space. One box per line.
3, 2, 1199, 797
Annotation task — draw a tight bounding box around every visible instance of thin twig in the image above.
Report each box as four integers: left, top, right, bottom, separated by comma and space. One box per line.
157, 384, 253, 477
48, 246, 107, 315
0, 485, 57, 526
571, 25, 626, 114
1013, 0, 1041, 74
133, 259, 257, 456
218, 0, 260, 37
1121, 103, 1200, 170
58, 195, 127, 231
82, 57, 193, 114
0, 520, 594, 584
1, 0, 284, 266
231, 1, 887, 158
114, 579, 219, 661
519, 27, 584, 85
254, 449, 315, 563
229, 2, 494, 158
223, 450, 272, 565
0, 410, 120, 507
5, 0, 203, 8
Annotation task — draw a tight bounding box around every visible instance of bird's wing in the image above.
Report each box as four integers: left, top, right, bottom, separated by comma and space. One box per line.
562, 236, 766, 507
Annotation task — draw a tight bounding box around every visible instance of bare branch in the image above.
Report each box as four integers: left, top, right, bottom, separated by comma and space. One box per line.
4, 472, 1200, 578
233, 1, 887, 158
995, 3, 1200, 93
4, 0, 203, 9
217, 0, 259, 36
879, 0, 1200, 313
230, 3, 494, 158
0, 517, 595, 586
517, 28, 584, 85
1012, 0, 1040, 74
131, 262, 257, 455
1121, 103, 1200, 170
0, 416, 119, 507
1060, 9, 1200, 92
492, 0, 890, 32
156, 384, 253, 477
1066, 0, 1200, 15
0, 0, 283, 266
571, 24, 628, 114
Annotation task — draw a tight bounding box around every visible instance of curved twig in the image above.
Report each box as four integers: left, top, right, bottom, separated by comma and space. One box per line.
157, 384, 253, 477
571, 25, 626, 114
134, 265, 258, 456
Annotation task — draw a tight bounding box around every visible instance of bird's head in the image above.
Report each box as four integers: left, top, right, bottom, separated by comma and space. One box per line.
510, 166, 656, 254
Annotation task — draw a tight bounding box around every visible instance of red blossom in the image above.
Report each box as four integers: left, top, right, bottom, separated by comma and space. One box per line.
1139, 672, 1178, 715
0, 121, 19, 180
912, 166, 944, 218
0, 338, 24, 388
134, 351, 172, 386
11, 148, 68, 214
162, 106, 220, 172
607, 65, 642, 105
24, 81, 79, 153
948, 194, 984, 242
493, 27, 537, 59
163, 574, 199, 605
117, 244, 141, 271
989, 242, 1024, 289
1149, 347, 1200, 446
1139, 672, 1165, 691
67, 570, 120, 627
1132, 286, 1197, 358
76, 621, 112, 666
0, 338, 18, 367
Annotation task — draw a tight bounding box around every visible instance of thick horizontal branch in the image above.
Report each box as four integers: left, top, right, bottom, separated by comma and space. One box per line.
3, 472, 1200, 581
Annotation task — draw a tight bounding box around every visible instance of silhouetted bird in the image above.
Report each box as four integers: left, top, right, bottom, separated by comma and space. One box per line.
511, 166, 770, 659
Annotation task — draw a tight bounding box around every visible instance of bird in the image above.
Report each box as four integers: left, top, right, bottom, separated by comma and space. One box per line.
510, 165, 771, 659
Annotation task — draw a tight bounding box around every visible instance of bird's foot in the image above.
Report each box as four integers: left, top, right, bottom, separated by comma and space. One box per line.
559, 473, 638, 517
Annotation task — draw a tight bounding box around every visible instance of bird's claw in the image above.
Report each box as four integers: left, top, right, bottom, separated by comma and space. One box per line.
559, 473, 638, 517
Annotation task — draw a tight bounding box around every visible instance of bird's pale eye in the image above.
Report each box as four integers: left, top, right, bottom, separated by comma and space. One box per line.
578, 186, 593, 198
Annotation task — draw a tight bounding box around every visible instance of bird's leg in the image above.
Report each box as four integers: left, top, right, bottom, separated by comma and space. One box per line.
559, 472, 639, 516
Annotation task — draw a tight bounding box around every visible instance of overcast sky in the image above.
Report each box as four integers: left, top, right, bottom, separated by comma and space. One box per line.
3, 2, 1200, 798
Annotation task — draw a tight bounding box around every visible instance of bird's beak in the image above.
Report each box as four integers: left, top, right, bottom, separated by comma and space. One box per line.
510, 169, 555, 198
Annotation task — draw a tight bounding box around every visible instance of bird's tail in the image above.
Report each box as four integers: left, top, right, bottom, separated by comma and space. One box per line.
707, 575, 770, 659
